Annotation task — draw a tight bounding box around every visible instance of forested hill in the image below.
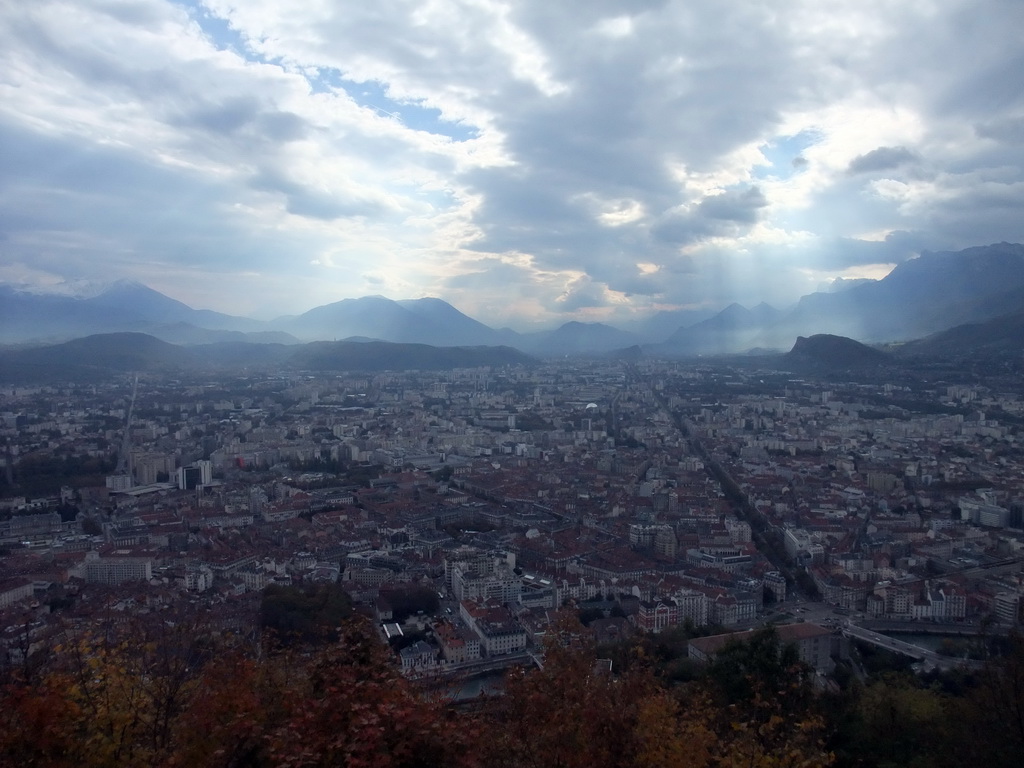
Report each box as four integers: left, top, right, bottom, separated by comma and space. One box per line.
1, 604, 1022, 768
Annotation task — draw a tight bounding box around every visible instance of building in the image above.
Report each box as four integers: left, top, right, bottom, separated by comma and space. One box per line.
688, 623, 834, 674
476, 617, 527, 656
993, 592, 1022, 625
764, 571, 787, 603
177, 460, 214, 490
0, 577, 34, 609
446, 548, 522, 605
685, 548, 752, 573
133, 452, 175, 486
400, 640, 438, 673
444, 547, 516, 590
434, 620, 482, 664
635, 588, 709, 633
635, 600, 680, 633
459, 599, 527, 656
82, 551, 153, 585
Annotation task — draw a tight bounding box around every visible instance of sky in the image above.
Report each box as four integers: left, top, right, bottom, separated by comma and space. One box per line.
2, 0, 1023, 329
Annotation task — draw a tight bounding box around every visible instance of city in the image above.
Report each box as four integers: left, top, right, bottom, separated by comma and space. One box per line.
3, 355, 1022, 682
5, 0, 1024, 764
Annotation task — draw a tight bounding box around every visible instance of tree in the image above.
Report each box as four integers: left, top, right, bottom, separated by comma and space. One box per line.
700, 627, 830, 767
0, 609, 841, 768
260, 583, 353, 646
834, 674, 945, 768
166, 649, 290, 768
943, 631, 1024, 767
26, 614, 216, 767
264, 619, 478, 768
0, 673, 83, 768
706, 627, 808, 708
380, 584, 439, 622
61, 634, 157, 764
479, 612, 713, 768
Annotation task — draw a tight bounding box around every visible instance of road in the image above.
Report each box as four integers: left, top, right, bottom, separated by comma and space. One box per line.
841, 623, 983, 671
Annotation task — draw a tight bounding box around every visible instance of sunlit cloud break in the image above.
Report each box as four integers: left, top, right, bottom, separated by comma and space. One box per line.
1, 0, 1023, 327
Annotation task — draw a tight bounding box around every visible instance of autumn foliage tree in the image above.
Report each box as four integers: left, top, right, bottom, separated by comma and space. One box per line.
697, 626, 832, 766
20, 608, 1024, 768
21, 613, 212, 767
926, 631, 1024, 768
1, 614, 476, 768
262, 619, 479, 768
477, 614, 833, 768
0, 671, 83, 768
479, 612, 714, 768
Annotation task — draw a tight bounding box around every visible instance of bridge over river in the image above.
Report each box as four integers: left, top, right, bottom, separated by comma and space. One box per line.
843, 623, 984, 670
860, 619, 1009, 637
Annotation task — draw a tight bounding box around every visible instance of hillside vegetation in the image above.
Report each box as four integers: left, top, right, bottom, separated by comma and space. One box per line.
3, 608, 1024, 768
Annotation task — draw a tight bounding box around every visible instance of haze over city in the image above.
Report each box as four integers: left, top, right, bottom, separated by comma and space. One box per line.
9, 3, 1024, 765
3, 0, 1024, 329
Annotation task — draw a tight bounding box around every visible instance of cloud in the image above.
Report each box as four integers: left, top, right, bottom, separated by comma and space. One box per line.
975, 116, 1024, 144
249, 169, 387, 220
1, 0, 1024, 329
556, 275, 612, 312
697, 187, 769, 223
847, 146, 919, 174
651, 187, 769, 247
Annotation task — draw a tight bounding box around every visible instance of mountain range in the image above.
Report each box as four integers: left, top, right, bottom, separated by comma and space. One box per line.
652, 241, 1024, 356
3, 242, 1024, 358
896, 307, 1024, 357
0, 280, 288, 347
0, 333, 534, 382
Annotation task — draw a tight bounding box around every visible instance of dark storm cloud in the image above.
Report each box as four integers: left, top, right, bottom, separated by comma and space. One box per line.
510, 1, 796, 162
847, 146, 918, 175
649, 212, 714, 246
